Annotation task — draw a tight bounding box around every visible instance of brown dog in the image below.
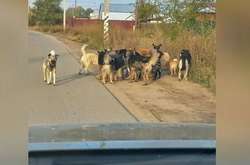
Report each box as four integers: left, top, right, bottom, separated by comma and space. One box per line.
101, 53, 113, 84
169, 58, 178, 76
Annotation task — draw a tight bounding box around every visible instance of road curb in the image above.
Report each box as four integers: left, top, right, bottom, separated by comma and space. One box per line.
29, 140, 216, 152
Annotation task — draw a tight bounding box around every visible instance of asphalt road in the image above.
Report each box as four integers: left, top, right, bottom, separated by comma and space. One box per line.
27, 31, 136, 125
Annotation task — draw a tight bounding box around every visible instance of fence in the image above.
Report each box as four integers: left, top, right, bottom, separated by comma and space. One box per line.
67, 17, 135, 30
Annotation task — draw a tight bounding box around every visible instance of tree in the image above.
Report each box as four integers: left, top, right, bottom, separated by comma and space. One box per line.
160, 0, 215, 35
137, 0, 160, 23
31, 0, 63, 25
66, 6, 93, 18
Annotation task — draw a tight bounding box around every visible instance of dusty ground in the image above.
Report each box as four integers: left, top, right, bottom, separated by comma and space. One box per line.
53, 32, 216, 124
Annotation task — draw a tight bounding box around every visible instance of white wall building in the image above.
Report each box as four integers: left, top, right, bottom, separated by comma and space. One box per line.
99, 3, 135, 21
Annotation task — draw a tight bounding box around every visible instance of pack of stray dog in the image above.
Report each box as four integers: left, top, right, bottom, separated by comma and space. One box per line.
41, 44, 192, 87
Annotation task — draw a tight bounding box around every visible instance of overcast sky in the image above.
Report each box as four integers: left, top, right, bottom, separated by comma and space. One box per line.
29, 0, 136, 11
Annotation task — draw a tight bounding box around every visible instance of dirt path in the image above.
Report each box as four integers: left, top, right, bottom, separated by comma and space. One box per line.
53, 32, 216, 124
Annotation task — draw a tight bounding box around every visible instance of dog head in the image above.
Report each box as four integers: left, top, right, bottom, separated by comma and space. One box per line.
47, 50, 58, 68
180, 49, 190, 57
97, 49, 108, 56
152, 43, 162, 51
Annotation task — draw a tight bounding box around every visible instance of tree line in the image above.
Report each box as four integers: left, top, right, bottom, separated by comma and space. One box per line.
29, 0, 216, 35
29, 0, 93, 26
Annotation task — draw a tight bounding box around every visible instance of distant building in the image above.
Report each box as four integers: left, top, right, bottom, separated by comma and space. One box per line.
98, 3, 135, 21
90, 11, 99, 19
196, 3, 216, 22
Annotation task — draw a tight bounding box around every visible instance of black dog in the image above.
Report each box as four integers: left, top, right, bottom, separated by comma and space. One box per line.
127, 49, 150, 66
97, 49, 108, 65
179, 49, 192, 71
108, 49, 129, 80
178, 49, 192, 80
152, 53, 163, 80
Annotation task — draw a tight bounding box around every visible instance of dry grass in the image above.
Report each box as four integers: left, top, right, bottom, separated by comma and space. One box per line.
110, 26, 216, 93
30, 24, 216, 93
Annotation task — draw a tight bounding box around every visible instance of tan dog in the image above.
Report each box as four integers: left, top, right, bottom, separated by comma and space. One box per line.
129, 66, 137, 82
79, 44, 98, 74
101, 65, 113, 84
162, 52, 171, 68
169, 58, 178, 76
142, 49, 160, 82
101, 53, 113, 84
42, 50, 58, 86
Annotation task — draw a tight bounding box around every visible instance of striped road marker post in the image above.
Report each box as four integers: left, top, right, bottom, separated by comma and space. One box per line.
103, 0, 110, 48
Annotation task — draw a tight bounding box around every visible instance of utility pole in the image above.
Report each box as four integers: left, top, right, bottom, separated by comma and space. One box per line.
136, 0, 144, 29
103, 0, 110, 48
74, 0, 77, 18
135, 0, 139, 30
63, 0, 67, 31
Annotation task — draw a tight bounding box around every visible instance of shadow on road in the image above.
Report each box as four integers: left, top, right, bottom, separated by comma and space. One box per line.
56, 73, 87, 86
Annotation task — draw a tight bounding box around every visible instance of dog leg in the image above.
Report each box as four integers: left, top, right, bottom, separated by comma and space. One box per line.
170, 68, 173, 76
43, 67, 47, 82
178, 70, 182, 81
102, 72, 106, 84
79, 62, 85, 75
46, 71, 50, 84
184, 60, 189, 80
49, 71, 52, 84
184, 69, 188, 80
84, 65, 89, 75
53, 69, 56, 85
178, 60, 183, 81
46, 71, 49, 84
110, 74, 113, 84
174, 65, 178, 76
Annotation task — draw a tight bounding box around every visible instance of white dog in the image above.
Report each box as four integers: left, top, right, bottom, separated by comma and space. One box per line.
79, 44, 98, 74
42, 50, 58, 85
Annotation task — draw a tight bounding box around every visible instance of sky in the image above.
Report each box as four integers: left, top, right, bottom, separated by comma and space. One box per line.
29, 0, 136, 11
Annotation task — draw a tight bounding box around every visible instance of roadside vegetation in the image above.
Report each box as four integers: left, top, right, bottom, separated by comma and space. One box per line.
29, 0, 216, 93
